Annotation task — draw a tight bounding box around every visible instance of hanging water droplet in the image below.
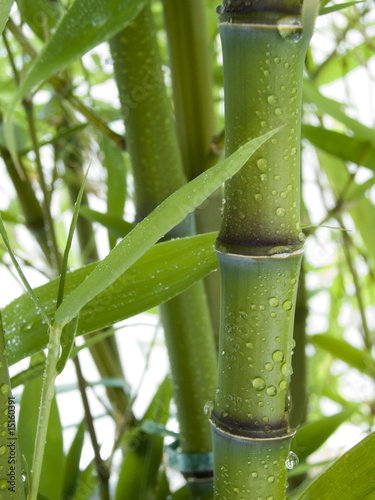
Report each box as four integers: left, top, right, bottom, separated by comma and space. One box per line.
286, 451, 299, 470
281, 362, 293, 376
204, 401, 214, 417
277, 16, 303, 43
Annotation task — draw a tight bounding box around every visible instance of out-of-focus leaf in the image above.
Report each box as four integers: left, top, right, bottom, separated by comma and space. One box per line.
298, 432, 375, 499
154, 470, 171, 500
115, 377, 172, 500
303, 79, 375, 145
79, 206, 134, 238
318, 150, 375, 267
55, 128, 278, 327
18, 354, 64, 500
11, 361, 45, 388
320, 1, 363, 15
4, 0, 148, 161
3, 232, 218, 365
0, 0, 14, 36
16, 0, 63, 41
71, 461, 97, 500
310, 334, 375, 374
314, 35, 375, 86
302, 125, 375, 172
101, 135, 127, 248
172, 486, 190, 500
62, 420, 85, 499
291, 409, 355, 461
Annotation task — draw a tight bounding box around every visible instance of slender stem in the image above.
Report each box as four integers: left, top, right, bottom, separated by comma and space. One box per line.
73, 354, 110, 500
29, 323, 62, 500
6, 18, 126, 151
23, 98, 62, 272
109, 2, 218, 488
163, 0, 222, 343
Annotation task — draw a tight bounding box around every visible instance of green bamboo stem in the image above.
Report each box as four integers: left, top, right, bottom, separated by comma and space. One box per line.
0, 313, 25, 500
163, 0, 222, 342
109, 1, 217, 489
211, 1, 315, 498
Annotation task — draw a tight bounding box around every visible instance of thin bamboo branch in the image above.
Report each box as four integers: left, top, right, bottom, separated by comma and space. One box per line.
6, 18, 126, 151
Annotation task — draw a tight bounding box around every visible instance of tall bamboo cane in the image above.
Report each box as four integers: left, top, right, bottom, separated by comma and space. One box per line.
210, 1, 317, 498
109, 3, 217, 495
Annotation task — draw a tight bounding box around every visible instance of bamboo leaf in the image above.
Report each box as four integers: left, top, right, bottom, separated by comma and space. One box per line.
314, 35, 375, 86
115, 377, 172, 500
298, 432, 375, 499
71, 461, 97, 500
55, 128, 278, 327
18, 354, 64, 500
4, 0, 147, 162
79, 206, 134, 238
3, 232, 218, 366
302, 125, 375, 172
16, 0, 63, 41
310, 334, 375, 374
303, 79, 375, 145
62, 420, 85, 499
292, 409, 356, 461
320, 1, 364, 15
0, 0, 14, 36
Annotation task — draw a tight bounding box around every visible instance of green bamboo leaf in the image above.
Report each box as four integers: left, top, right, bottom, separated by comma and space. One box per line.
55, 316, 78, 375
320, 1, 363, 15
298, 432, 375, 499
0, 313, 25, 499
291, 409, 355, 462
0, 0, 14, 36
310, 334, 375, 374
71, 461, 97, 500
55, 128, 278, 327
10, 362, 45, 388
79, 206, 134, 238
4, 0, 147, 162
302, 125, 375, 172
101, 136, 127, 249
62, 420, 85, 499
115, 377, 172, 500
16, 0, 63, 41
18, 354, 64, 500
3, 232, 218, 366
314, 35, 375, 86
303, 79, 375, 145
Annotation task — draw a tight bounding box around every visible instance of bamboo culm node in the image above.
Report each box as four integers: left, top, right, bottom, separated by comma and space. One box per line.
211, 0, 316, 498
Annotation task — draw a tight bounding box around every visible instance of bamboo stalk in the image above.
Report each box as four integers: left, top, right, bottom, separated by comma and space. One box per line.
211, 1, 316, 497
109, 3, 218, 492
163, 0, 222, 343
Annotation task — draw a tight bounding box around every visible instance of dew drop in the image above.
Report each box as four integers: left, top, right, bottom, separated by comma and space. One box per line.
268, 475, 275, 483
286, 451, 299, 470
254, 193, 263, 202
274, 175, 281, 181
280, 191, 287, 199
252, 472, 258, 478
265, 362, 273, 371
260, 173, 268, 181
274, 108, 282, 116
280, 85, 286, 92
264, 70, 270, 77
0, 385, 9, 395
253, 378, 266, 391
266, 386, 277, 397
269, 297, 279, 308
279, 380, 288, 390
0, 479, 8, 490
267, 95, 277, 105
275, 336, 281, 343
282, 300, 292, 311
257, 158, 268, 171
291, 147, 297, 155
272, 350, 284, 363
0, 446, 5, 456
276, 207, 286, 218
287, 184, 293, 191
